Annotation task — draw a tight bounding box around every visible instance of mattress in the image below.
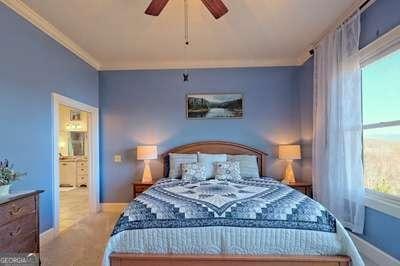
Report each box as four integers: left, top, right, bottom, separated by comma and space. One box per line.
103, 177, 364, 266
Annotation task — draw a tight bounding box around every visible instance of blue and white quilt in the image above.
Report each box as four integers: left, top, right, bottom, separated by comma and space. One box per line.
112, 177, 335, 235
104, 177, 364, 266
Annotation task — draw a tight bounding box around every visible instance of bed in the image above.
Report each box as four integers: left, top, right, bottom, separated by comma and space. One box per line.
104, 141, 363, 266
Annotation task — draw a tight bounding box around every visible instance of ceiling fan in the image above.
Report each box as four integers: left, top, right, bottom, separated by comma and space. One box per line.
145, 0, 229, 19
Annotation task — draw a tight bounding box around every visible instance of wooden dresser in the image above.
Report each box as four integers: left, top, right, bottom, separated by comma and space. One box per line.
0, 190, 43, 254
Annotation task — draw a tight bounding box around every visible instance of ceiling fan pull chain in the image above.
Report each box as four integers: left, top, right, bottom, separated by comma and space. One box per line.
183, 0, 190, 82
184, 0, 189, 46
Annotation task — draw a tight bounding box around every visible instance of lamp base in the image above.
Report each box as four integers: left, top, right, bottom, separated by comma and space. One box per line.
141, 160, 153, 184
282, 160, 296, 184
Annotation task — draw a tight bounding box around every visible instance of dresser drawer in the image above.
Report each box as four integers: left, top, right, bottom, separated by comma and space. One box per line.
77, 161, 88, 168
77, 174, 88, 186
0, 213, 37, 250
0, 231, 38, 253
77, 167, 88, 175
0, 196, 36, 227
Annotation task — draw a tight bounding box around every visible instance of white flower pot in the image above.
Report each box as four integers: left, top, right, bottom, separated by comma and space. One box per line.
0, 184, 11, 197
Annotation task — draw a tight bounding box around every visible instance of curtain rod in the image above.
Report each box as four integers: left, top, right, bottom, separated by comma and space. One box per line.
359, 0, 372, 10
309, 0, 372, 55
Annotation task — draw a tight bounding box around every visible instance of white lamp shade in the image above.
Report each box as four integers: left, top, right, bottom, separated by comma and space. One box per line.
137, 145, 158, 160
278, 145, 301, 160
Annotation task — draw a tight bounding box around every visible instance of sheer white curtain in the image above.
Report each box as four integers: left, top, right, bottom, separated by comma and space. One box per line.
313, 11, 365, 233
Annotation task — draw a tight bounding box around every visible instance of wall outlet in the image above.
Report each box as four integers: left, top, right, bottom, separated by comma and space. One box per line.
114, 154, 122, 163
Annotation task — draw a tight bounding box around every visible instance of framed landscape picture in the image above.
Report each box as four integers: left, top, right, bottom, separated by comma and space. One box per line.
187, 93, 243, 119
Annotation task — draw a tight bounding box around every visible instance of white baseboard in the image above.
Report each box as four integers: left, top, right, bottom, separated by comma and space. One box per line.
101, 203, 128, 213
349, 232, 400, 266
40, 227, 56, 247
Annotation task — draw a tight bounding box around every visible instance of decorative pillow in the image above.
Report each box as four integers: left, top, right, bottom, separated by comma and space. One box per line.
198, 153, 227, 179
181, 163, 207, 182
227, 155, 259, 178
215, 161, 241, 181
169, 153, 198, 178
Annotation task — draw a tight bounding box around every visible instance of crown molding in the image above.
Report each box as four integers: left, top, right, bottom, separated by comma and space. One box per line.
296, 50, 313, 66
1, 0, 101, 70
99, 58, 301, 71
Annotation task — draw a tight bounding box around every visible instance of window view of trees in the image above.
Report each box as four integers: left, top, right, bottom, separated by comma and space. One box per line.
362, 50, 400, 198
363, 127, 400, 196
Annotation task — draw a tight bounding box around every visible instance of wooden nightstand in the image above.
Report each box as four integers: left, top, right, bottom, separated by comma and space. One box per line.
132, 182, 154, 198
286, 182, 313, 198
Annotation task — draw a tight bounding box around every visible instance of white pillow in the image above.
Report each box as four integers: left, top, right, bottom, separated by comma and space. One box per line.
198, 153, 227, 179
169, 153, 198, 178
215, 161, 241, 181
227, 155, 259, 178
181, 163, 207, 182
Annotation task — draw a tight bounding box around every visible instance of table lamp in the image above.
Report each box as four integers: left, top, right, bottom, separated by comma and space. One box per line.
278, 144, 301, 184
137, 145, 158, 184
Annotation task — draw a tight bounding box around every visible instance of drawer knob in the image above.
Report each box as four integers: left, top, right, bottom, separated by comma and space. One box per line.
9, 205, 23, 216
9, 226, 22, 237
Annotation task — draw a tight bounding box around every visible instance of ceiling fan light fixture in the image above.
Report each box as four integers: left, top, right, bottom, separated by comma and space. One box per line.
144, 0, 169, 16
200, 0, 229, 19
144, 0, 229, 19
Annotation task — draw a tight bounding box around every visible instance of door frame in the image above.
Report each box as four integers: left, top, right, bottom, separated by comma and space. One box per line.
51, 93, 100, 235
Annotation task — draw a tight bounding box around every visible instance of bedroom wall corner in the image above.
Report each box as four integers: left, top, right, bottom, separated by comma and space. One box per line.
297, 56, 314, 183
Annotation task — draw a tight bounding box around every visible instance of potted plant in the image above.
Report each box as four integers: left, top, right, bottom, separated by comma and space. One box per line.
0, 159, 26, 196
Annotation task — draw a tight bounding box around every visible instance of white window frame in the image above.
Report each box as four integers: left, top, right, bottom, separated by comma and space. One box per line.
360, 25, 400, 219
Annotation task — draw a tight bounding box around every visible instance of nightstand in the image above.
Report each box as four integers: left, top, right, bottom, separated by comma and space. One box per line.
286, 182, 313, 198
132, 182, 154, 198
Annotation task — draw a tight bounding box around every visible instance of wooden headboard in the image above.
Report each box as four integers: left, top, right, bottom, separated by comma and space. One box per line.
161, 141, 268, 177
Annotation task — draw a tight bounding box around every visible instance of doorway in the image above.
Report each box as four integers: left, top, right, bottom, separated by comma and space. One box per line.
59, 105, 90, 231
52, 93, 99, 235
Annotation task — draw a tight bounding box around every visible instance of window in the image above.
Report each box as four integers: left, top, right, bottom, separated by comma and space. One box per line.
362, 49, 400, 199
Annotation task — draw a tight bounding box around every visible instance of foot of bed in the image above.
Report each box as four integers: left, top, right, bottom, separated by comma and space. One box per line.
109, 253, 350, 266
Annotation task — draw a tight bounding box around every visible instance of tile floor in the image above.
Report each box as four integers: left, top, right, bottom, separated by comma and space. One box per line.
59, 187, 89, 232
41, 212, 119, 266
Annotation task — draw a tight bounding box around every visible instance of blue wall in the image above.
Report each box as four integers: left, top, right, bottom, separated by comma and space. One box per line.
99, 68, 301, 202
0, 3, 99, 232
361, 208, 400, 259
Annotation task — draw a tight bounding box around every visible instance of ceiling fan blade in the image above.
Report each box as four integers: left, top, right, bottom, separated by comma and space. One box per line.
145, 0, 169, 16
201, 0, 229, 19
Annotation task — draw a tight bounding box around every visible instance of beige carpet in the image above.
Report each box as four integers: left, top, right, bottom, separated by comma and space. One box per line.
60, 187, 89, 232
41, 212, 120, 266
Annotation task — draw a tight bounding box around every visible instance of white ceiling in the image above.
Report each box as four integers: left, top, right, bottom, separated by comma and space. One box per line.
19, 0, 359, 70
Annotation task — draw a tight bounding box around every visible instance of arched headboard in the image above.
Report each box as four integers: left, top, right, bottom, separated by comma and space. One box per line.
161, 141, 268, 177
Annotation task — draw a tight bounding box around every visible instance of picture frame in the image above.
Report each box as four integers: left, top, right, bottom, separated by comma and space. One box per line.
186, 93, 243, 119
